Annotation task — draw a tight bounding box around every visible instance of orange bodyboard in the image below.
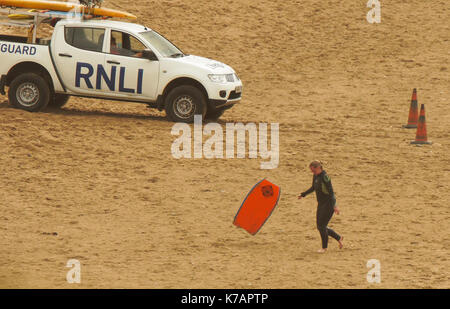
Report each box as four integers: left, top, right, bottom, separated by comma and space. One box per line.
233, 179, 281, 235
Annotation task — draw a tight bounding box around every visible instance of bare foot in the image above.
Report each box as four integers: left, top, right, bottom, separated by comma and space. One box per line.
338, 236, 344, 249
317, 248, 327, 253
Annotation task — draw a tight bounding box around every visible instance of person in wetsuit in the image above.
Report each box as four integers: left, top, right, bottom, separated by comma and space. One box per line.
298, 160, 343, 253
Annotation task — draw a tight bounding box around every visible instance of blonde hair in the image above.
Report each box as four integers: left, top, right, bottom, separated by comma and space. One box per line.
309, 160, 323, 169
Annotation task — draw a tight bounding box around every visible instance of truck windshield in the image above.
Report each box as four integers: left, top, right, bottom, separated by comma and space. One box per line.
139, 30, 184, 58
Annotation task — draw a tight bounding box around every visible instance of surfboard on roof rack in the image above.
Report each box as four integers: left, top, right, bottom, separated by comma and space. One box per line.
0, 0, 137, 20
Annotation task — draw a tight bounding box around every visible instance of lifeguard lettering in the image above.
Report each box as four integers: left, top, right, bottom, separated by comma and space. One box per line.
0, 43, 37, 55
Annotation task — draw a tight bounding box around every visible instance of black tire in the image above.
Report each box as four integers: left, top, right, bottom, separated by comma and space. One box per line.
206, 108, 225, 120
205, 107, 226, 120
8, 73, 50, 112
48, 93, 70, 108
165, 85, 207, 123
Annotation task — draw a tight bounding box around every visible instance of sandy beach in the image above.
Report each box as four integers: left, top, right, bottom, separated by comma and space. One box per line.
0, 0, 449, 288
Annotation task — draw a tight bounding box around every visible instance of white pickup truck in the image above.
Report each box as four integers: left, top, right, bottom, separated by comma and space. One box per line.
0, 17, 242, 122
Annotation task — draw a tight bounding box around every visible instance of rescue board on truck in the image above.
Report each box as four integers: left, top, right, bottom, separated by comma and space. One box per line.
0, 0, 137, 20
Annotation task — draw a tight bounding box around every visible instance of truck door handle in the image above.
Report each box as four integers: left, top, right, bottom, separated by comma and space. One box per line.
58, 53, 72, 58
107, 60, 121, 65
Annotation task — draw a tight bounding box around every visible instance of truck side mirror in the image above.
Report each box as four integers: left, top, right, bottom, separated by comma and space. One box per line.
142, 50, 158, 61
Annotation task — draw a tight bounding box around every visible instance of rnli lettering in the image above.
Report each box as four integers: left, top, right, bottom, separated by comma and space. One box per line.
75, 62, 143, 94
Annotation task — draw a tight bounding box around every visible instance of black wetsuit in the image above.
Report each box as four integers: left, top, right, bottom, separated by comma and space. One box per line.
300, 170, 341, 249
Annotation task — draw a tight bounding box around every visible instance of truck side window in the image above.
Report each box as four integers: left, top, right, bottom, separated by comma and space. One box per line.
65, 27, 105, 52
110, 31, 146, 58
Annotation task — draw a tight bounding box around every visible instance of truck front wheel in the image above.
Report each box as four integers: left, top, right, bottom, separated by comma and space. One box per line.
165, 85, 207, 123
8, 73, 50, 112
206, 107, 227, 120
48, 94, 70, 109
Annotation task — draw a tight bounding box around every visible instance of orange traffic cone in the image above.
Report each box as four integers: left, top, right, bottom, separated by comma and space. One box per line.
411, 104, 432, 145
403, 88, 418, 128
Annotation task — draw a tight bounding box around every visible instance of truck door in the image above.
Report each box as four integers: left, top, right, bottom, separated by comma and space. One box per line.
54, 26, 106, 96
103, 30, 159, 101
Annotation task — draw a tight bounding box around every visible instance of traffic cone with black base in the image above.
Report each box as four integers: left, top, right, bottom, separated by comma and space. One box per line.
403, 88, 418, 128
411, 104, 432, 145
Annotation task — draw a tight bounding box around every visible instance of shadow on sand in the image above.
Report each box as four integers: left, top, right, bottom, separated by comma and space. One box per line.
0, 100, 169, 122
0, 100, 252, 124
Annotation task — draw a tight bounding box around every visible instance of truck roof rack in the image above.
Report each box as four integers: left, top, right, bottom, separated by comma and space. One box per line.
0, 7, 109, 43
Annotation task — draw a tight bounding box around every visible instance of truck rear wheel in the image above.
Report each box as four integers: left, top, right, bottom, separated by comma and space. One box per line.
48, 94, 70, 108
8, 73, 50, 112
165, 85, 207, 123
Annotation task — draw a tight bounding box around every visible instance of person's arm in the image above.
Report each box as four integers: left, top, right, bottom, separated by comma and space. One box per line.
300, 186, 314, 197
323, 174, 337, 208
299, 177, 315, 198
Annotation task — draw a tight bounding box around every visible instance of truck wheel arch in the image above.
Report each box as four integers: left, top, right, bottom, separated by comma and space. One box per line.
159, 77, 209, 111
6, 62, 54, 93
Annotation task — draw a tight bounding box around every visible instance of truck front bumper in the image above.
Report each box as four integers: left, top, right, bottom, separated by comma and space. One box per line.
208, 82, 243, 110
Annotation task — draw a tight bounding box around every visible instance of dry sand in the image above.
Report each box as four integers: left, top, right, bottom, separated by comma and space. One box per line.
0, 0, 449, 288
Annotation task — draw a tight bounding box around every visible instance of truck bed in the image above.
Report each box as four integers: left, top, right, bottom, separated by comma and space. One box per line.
0, 34, 50, 45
